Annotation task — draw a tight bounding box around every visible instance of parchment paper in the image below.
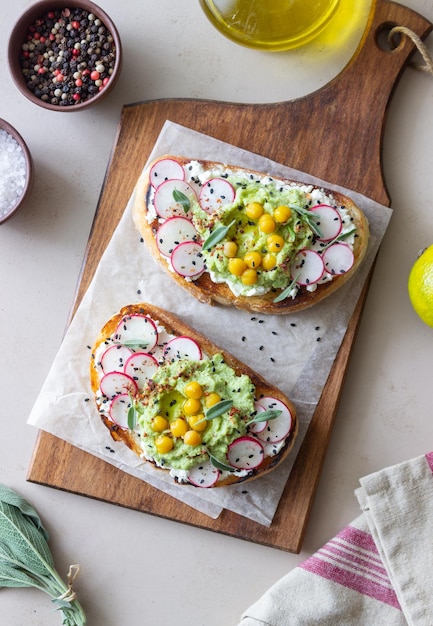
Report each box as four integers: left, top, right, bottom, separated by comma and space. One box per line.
27, 122, 392, 526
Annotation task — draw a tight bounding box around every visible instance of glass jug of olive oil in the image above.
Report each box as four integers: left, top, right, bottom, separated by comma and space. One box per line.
199, 0, 341, 50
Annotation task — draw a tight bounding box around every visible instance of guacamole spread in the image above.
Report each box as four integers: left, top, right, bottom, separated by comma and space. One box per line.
190, 174, 316, 296
136, 353, 256, 471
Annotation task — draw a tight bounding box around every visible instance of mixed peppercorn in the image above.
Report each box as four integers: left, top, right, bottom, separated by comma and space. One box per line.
19, 7, 117, 106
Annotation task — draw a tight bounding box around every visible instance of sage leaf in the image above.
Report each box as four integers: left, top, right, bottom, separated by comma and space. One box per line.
273, 274, 300, 303
0, 484, 86, 625
206, 399, 233, 420
172, 189, 191, 213
193, 399, 233, 427
208, 452, 235, 473
202, 219, 236, 251
127, 404, 137, 430
246, 409, 282, 426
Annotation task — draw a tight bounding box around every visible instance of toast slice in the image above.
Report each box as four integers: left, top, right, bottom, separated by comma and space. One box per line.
90, 303, 298, 488
132, 156, 369, 315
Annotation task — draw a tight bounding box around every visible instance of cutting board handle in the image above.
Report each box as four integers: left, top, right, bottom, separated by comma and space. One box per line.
300, 0, 432, 203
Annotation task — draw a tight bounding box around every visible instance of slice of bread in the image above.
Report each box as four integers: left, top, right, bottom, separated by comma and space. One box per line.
90, 303, 298, 488
133, 156, 369, 314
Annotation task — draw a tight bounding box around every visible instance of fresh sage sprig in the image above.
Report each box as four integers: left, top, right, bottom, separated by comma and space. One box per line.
207, 451, 235, 473
127, 397, 138, 430
0, 484, 86, 625
172, 189, 191, 213
202, 219, 236, 251
289, 203, 323, 238
273, 273, 300, 303
245, 409, 282, 427
194, 399, 233, 426
320, 226, 357, 250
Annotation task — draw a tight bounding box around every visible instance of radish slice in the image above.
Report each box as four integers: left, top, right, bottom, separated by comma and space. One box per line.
163, 336, 202, 361
115, 314, 158, 352
100, 371, 138, 399
154, 179, 198, 219
171, 241, 205, 277
323, 243, 355, 275
124, 352, 159, 389
109, 393, 132, 429
187, 461, 221, 488
199, 178, 236, 213
248, 404, 268, 434
310, 204, 342, 241
290, 249, 324, 285
100, 344, 133, 373
227, 436, 264, 470
256, 397, 293, 444
149, 158, 185, 188
156, 216, 198, 257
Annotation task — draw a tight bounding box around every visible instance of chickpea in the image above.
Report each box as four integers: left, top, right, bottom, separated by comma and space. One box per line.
266, 234, 285, 253
243, 251, 262, 269
245, 202, 264, 220
183, 430, 202, 446
184, 381, 203, 400
274, 205, 292, 223
170, 418, 188, 438
228, 257, 247, 276
183, 398, 202, 415
258, 213, 276, 234
241, 268, 258, 285
151, 415, 169, 433
155, 434, 173, 454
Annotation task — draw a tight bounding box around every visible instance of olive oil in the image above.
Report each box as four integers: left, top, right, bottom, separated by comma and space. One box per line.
199, 0, 367, 51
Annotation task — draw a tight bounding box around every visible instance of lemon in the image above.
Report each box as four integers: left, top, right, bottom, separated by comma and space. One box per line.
408, 245, 433, 327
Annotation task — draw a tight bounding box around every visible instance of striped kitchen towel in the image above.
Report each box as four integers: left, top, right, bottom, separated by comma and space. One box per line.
238, 452, 433, 626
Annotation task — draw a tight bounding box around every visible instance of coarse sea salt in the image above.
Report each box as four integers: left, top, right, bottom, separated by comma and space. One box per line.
0, 129, 27, 219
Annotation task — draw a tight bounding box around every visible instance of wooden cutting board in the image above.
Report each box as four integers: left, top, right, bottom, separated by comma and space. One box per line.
28, 0, 432, 553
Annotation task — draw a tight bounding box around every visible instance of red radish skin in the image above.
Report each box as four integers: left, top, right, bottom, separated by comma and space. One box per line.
149, 158, 185, 188
171, 241, 205, 277
187, 461, 221, 488
290, 249, 324, 285
154, 179, 198, 219
100, 344, 133, 374
100, 371, 138, 399
249, 403, 268, 434
256, 397, 293, 444
323, 243, 355, 275
156, 216, 198, 257
163, 336, 202, 361
199, 178, 236, 213
124, 352, 159, 389
310, 204, 342, 241
115, 314, 159, 352
109, 393, 132, 429
227, 436, 264, 470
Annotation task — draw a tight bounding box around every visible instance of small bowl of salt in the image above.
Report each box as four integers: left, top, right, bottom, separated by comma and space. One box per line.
0, 119, 33, 224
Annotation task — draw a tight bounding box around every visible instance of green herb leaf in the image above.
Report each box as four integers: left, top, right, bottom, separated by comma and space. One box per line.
273, 273, 300, 303
289, 203, 323, 238
172, 189, 191, 213
206, 399, 233, 420
202, 219, 236, 251
208, 452, 235, 472
116, 339, 150, 349
246, 409, 282, 426
127, 404, 137, 430
0, 484, 86, 625
321, 226, 357, 250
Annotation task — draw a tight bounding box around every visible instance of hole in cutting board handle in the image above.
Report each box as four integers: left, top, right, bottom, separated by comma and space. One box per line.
375, 21, 403, 51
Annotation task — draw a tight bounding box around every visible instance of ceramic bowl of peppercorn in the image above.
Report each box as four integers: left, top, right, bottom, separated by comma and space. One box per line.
8, 0, 122, 111
0, 119, 34, 224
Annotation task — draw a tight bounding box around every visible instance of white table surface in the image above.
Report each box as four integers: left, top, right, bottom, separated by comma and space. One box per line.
2, 1, 433, 624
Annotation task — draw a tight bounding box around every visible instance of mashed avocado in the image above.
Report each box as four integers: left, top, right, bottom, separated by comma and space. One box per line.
190, 176, 315, 296
137, 354, 256, 470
